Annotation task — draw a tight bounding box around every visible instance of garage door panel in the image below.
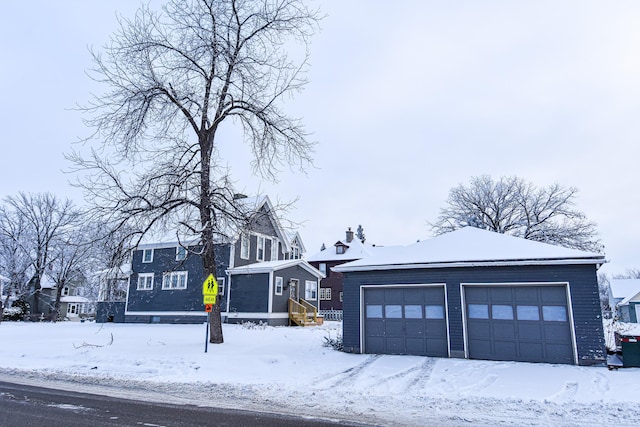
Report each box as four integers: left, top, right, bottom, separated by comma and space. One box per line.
492, 323, 516, 340
467, 321, 491, 339
465, 285, 575, 365
364, 286, 448, 357
518, 323, 542, 340
405, 321, 424, 336
406, 338, 425, 354
490, 287, 513, 302
365, 319, 384, 335
493, 341, 517, 360
426, 320, 447, 338
468, 339, 491, 359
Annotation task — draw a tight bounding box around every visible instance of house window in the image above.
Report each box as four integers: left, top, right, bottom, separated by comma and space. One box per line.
319, 287, 331, 300
305, 280, 317, 300
319, 263, 327, 275
339, 292, 343, 302
275, 276, 283, 295
137, 273, 154, 290
240, 234, 250, 260
257, 236, 265, 261
142, 249, 154, 263
336, 246, 345, 255
271, 238, 279, 261
62, 286, 70, 296
217, 277, 225, 296
162, 271, 188, 290
176, 246, 187, 261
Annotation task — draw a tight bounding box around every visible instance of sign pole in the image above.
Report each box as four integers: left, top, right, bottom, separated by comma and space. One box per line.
205, 312, 210, 353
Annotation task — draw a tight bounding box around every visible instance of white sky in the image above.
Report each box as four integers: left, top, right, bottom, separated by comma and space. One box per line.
1, 1, 639, 275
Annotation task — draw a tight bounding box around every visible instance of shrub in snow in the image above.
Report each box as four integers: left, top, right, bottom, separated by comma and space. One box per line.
240, 321, 269, 330
323, 333, 343, 352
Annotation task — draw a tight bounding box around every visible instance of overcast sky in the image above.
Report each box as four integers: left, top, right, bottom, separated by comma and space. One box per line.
1, 1, 639, 275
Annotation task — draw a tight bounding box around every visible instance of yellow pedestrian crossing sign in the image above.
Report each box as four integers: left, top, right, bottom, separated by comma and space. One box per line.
202, 274, 218, 305
203, 274, 218, 295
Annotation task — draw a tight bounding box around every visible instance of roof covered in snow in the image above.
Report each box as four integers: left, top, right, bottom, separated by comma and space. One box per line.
334, 227, 605, 272
306, 235, 375, 262
227, 259, 324, 278
610, 279, 640, 306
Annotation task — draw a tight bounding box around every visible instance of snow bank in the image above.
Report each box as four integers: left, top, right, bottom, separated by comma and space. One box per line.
2, 321, 640, 426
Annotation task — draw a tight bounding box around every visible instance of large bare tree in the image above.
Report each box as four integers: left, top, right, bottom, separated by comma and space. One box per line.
430, 175, 602, 252
0, 193, 80, 316
68, 0, 320, 343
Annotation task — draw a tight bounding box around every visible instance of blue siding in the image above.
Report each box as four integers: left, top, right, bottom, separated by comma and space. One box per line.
342, 264, 605, 365
229, 273, 270, 313
127, 243, 231, 317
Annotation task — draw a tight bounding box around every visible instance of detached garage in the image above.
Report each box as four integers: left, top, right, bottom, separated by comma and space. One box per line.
334, 227, 606, 366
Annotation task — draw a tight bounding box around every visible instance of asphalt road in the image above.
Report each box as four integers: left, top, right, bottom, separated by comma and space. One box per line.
0, 380, 366, 427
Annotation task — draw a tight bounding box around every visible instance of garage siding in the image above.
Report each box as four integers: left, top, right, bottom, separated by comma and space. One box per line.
342, 264, 605, 365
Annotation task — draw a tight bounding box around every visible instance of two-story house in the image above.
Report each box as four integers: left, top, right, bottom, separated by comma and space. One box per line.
98, 196, 323, 325
307, 227, 375, 317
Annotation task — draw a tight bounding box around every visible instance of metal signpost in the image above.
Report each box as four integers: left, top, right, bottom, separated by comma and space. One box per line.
202, 274, 218, 353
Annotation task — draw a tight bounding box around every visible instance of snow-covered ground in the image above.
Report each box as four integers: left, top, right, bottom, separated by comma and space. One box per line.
2, 321, 640, 426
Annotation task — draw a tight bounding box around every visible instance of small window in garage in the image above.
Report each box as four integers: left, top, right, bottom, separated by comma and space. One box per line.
404, 305, 422, 319
468, 304, 489, 319
516, 305, 540, 321
425, 305, 445, 319
542, 306, 567, 322
491, 305, 513, 320
385, 305, 402, 318
366, 305, 383, 318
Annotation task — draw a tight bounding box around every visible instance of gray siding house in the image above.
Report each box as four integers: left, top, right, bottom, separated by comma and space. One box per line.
609, 279, 640, 323
334, 227, 606, 366
99, 196, 320, 325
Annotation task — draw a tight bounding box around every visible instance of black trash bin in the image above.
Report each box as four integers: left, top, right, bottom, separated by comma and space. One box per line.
620, 335, 640, 367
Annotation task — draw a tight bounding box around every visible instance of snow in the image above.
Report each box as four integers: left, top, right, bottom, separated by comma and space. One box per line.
610, 278, 640, 304
2, 321, 640, 426
335, 227, 604, 271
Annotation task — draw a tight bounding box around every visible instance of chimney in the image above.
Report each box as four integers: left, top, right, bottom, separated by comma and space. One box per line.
346, 227, 354, 243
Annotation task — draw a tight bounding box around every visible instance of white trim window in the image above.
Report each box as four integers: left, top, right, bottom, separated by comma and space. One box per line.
271, 238, 279, 261
176, 246, 187, 261
137, 273, 154, 290
305, 280, 318, 300
162, 271, 188, 290
217, 277, 226, 296
142, 249, 154, 263
339, 292, 343, 302
319, 263, 327, 275
320, 287, 331, 300
240, 233, 250, 260
257, 236, 265, 261
275, 276, 283, 295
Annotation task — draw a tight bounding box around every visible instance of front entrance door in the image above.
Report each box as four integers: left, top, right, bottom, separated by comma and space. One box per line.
289, 279, 299, 301
68, 303, 79, 317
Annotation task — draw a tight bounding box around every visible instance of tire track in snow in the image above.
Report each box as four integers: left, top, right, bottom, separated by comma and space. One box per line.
314, 355, 381, 389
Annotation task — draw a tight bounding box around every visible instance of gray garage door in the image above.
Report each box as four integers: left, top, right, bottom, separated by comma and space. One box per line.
464, 285, 575, 364
364, 286, 448, 357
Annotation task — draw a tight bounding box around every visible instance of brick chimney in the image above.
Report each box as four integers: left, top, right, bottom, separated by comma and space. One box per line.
346, 227, 354, 243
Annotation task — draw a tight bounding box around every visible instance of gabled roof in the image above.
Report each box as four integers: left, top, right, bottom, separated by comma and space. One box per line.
136, 195, 302, 254
334, 227, 605, 272
610, 279, 640, 306
227, 259, 324, 278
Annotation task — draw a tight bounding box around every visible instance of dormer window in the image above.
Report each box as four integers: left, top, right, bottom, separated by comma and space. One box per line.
335, 241, 349, 255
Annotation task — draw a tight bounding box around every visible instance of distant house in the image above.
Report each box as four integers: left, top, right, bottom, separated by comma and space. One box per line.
335, 227, 606, 366
30, 274, 93, 320
306, 227, 374, 314
609, 279, 640, 323
104, 195, 323, 326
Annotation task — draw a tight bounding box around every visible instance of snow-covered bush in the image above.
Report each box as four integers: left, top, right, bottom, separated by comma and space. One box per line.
240, 321, 269, 330
323, 333, 343, 351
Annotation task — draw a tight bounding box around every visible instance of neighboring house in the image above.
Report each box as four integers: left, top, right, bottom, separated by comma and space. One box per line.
334, 227, 606, 366
95, 265, 132, 323
110, 195, 324, 325
306, 227, 374, 314
32, 275, 94, 320
609, 279, 640, 322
